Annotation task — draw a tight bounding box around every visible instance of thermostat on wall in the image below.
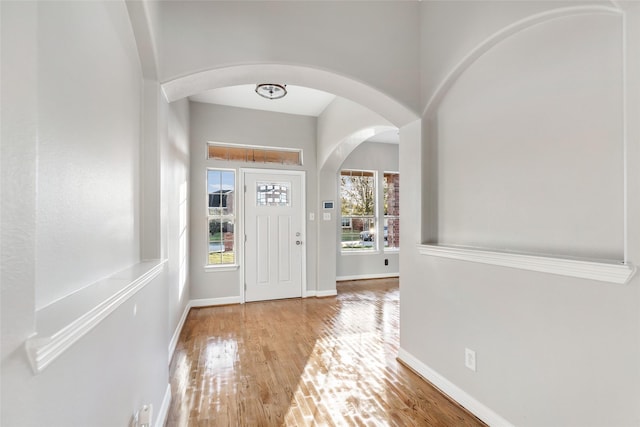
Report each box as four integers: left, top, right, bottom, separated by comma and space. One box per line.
322, 201, 334, 209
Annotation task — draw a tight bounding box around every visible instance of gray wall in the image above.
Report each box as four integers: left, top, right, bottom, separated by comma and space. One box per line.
158, 1, 421, 113
1, 2, 171, 425
434, 12, 623, 260
35, 1, 142, 310
3, 1, 639, 426
189, 102, 318, 300
337, 142, 400, 279
166, 98, 191, 350
316, 98, 398, 293
399, 2, 640, 426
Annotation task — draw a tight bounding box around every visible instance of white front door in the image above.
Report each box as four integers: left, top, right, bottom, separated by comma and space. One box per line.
244, 170, 304, 302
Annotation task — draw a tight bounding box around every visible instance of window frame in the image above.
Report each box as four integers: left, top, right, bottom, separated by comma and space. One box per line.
383, 171, 400, 252
339, 169, 378, 254
207, 141, 303, 166
205, 167, 238, 269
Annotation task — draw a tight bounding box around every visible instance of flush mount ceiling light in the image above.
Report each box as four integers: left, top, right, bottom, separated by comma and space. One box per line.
255, 83, 287, 100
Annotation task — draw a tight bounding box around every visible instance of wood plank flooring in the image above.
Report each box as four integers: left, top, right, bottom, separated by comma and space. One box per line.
166, 278, 485, 426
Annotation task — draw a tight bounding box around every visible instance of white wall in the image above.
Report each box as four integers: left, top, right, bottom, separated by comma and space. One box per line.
189, 102, 317, 300
317, 97, 395, 170
1, 0, 38, 366
419, 0, 595, 110
435, 12, 623, 260
166, 98, 191, 348
35, 1, 142, 310
1, 273, 169, 427
337, 142, 399, 279
398, 2, 640, 426
4, 1, 638, 426
1, 2, 171, 425
157, 1, 421, 114
316, 98, 398, 292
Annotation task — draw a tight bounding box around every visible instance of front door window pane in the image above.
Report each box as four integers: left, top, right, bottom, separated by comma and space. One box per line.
256, 182, 291, 207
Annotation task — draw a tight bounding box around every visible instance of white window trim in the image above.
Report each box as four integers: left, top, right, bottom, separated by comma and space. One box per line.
383, 170, 400, 252
339, 169, 378, 254
203, 264, 239, 272
205, 167, 237, 269
341, 249, 382, 256
207, 141, 304, 166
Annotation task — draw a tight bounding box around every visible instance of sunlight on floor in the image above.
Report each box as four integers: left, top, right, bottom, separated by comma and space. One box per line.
167, 279, 484, 426
283, 331, 389, 425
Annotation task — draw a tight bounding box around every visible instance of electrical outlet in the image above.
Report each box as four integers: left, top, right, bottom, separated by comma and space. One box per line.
465, 348, 476, 372
384, 258, 389, 266
135, 404, 152, 427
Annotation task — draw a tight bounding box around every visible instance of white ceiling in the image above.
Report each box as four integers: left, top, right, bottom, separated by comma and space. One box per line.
189, 83, 399, 144
189, 84, 336, 117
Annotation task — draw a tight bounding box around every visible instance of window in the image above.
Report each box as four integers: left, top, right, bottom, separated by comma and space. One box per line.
384, 172, 400, 250
340, 170, 376, 251
207, 169, 235, 265
208, 142, 302, 166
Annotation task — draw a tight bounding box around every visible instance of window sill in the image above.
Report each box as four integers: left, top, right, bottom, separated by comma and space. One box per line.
341, 249, 380, 256
203, 264, 239, 272
384, 248, 400, 253
417, 244, 636, 284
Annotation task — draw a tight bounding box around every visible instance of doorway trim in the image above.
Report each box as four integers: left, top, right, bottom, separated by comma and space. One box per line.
239, 168, 307, 303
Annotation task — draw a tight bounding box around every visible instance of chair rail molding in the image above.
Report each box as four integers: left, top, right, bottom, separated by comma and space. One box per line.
25, 259, 167, 374
418, 244, 636, 285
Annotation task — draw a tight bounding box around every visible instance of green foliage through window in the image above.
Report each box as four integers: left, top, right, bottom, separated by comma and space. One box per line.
340, 170, 376, 251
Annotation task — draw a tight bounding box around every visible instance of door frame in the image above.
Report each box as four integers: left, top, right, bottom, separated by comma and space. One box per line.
239, 168, 307, 303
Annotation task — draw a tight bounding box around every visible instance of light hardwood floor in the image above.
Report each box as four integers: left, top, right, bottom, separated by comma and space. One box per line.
166, 278, 485, 426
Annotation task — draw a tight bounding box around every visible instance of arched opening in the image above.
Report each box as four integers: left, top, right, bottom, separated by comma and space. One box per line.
163, 64, 419, 296
161, 64, 418, 127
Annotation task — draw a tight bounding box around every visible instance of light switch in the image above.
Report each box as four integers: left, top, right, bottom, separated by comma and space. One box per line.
323, 212, 331, 221
309, 212, 315, 221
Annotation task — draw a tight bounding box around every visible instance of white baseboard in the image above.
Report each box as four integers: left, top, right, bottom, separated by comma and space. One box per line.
315, 289, 338, 297
168, 303, 190, 365
397, 348, 514, 427
336, 272, 399, 281
155, 383, 171, 427
304, 290, 339, 298
190, 296, 242, 308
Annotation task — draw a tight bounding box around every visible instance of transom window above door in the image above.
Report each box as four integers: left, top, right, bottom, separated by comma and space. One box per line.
208, 142, 302, 166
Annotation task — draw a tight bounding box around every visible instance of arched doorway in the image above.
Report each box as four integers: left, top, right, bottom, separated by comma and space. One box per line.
161, 63, 419, 296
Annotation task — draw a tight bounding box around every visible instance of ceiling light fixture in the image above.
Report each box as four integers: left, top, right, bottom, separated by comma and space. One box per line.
255, 83, 287, 100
